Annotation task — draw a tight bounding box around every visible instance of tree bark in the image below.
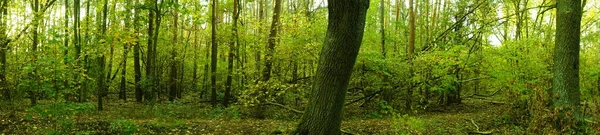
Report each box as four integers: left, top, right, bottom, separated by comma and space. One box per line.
30, 0, 40, 106
552, 0, 582, 130
0, 1, 9, 101
120, 0, 133, 101
146, 0, 156, 102
406, 0, 415, 111
294, 0, 369, 134
133, 0, 143, 103
169, 0, 180, 102
210, 0, 219, 107
223, 0, 240, 107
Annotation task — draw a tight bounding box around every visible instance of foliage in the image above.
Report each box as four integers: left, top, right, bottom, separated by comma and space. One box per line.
109, 120, 138, 135
391, 114, 426, 134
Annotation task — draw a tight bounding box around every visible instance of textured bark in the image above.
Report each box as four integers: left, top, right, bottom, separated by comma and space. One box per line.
294, 0, 369, 134
210, 0, 218, 107
552, 0, 582, 130
133, 0, 143, 103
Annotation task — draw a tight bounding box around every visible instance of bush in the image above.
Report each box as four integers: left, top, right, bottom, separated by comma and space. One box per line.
109, 120, 137, 135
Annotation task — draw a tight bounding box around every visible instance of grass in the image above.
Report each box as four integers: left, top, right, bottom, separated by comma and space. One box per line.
1, 98, 599, 134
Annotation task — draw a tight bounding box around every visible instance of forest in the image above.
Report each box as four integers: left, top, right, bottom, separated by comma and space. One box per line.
0, 0, 599, 134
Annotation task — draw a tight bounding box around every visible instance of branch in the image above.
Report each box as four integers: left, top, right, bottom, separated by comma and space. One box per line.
459, 76, 491, 83
264, 101, 304, 114
344, 89, 383, 106
10, 0, 58, 42
466, 119, 493, 135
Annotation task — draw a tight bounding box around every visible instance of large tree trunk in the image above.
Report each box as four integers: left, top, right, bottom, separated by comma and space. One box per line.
210, 0, 219, 107
294, 0, 369, 134
552, 0, 582, 130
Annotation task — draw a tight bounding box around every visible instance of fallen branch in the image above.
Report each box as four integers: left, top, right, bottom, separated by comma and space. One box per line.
469, 131, 493, 135
264, 101, 304, 114
480, 100, 507, 105
467, 119, 493, 135
344, 89, 383, 106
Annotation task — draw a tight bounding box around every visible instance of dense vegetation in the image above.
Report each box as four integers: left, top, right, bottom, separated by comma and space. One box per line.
0, 0, 599, 134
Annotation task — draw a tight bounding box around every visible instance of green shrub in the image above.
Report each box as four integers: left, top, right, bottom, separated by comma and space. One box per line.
391, 114, 426, 134
109, 120, 137, 135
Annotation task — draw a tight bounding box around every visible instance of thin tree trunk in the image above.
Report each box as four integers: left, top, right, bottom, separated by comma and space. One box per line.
294, 0, 369, 134
406, 0, 415, 111
133, 0, 143, 103
224, 0, 240, 107
30, 0, 40, 106
169, 0, 180, 102
97, 0, 109, 111
0, 1, 9, 101
210, 0, 219, 107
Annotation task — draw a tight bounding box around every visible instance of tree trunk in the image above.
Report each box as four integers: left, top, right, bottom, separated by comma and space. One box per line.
210, 0, 219, 107
120, 0, 133, 101
552, 0, 582, 130
30, 0, 40, 106
146, 0, 156, 102
406, 0, 415, 111
169, 0, 180, 102
133, 0, 143, 103
74, 0, 83, 102
294, 0, 369, 134
96, 0, 109, 111
0, 1, 9, 101
223, 0, 240, 107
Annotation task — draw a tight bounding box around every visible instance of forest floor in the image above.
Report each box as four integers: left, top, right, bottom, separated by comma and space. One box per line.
1, 97, 597, 134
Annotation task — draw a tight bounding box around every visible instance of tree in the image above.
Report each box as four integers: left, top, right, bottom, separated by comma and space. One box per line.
406, 0, 415, 110
96, 0, 109, 111
294, 0, 369, 134
0, 0, 9, 101
223, 0, 240, 107
29, 0, 41, 106
120, 0, 134, 101
169, 0, 180, 102
134, 0, 143, 103
552, 0, 582, 130
210, 0, 218, 107
74, 0, 83, 102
